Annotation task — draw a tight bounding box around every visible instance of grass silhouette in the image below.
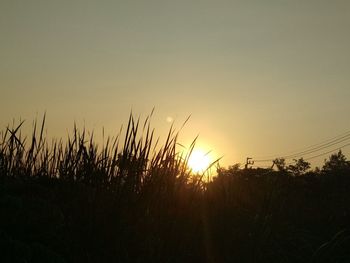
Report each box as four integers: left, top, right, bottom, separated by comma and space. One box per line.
1, 113, 350, 262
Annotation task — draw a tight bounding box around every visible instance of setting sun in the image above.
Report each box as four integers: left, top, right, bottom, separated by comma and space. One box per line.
188, 149, 212, 173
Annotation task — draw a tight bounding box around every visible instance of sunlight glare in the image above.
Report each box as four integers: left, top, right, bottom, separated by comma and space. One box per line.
188, 149, 211, 173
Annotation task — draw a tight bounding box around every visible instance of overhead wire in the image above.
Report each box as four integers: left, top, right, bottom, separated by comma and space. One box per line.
253, 130, 350, 160
281, 134, 350, 159
304, 143, 350, 161
253, 130, 350, 163
282, 143, 350, 166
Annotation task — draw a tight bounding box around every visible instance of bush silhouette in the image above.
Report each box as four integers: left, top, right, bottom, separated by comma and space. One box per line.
1, 115, 350, 262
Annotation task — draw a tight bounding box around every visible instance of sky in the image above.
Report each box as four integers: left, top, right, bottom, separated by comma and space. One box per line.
1, 0, 350, 168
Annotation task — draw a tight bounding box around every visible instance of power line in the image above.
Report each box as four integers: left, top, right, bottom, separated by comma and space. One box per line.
283, 143, 350, 166
280, 134, 350, 159
304, 143, 350, 161
254, 130, 350, 160
301, 130, 350, 150
254, 131, 350, 163
248, 142, 350, 170
263, 143, 350, 167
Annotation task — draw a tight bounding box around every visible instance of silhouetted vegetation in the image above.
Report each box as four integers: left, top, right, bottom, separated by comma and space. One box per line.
1, 115, 350, 262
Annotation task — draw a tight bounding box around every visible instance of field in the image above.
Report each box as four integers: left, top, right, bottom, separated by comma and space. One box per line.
1, 115, 350, 262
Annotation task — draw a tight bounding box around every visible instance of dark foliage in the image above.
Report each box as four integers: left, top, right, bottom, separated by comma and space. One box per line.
1, 116, 350, 262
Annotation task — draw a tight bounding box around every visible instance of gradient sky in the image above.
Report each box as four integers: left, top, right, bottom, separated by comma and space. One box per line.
1, 0, 350, 168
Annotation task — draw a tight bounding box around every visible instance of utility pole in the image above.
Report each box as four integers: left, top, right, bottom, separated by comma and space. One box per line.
270, 160, 275, 170
245, 157, 254, 169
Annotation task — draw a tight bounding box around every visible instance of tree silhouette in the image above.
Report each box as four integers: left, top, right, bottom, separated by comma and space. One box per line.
273, 158, 286, 171
287, 158, 310, 176
322, 150, 350, 173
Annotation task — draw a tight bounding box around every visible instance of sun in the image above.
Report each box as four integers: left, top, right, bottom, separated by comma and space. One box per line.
188, 149, 212, 173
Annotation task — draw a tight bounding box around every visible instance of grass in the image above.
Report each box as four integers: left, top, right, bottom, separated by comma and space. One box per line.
0, 112, 196, 184
1, 113, 350, 262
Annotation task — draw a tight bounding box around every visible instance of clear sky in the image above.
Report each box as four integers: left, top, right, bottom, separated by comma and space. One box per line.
1, 0, 350, 168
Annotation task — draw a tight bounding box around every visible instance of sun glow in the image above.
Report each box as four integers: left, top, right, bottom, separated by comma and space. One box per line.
188, 149, 212, 173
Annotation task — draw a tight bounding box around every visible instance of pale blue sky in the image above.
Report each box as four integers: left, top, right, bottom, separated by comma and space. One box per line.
1, 0, 350, 167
